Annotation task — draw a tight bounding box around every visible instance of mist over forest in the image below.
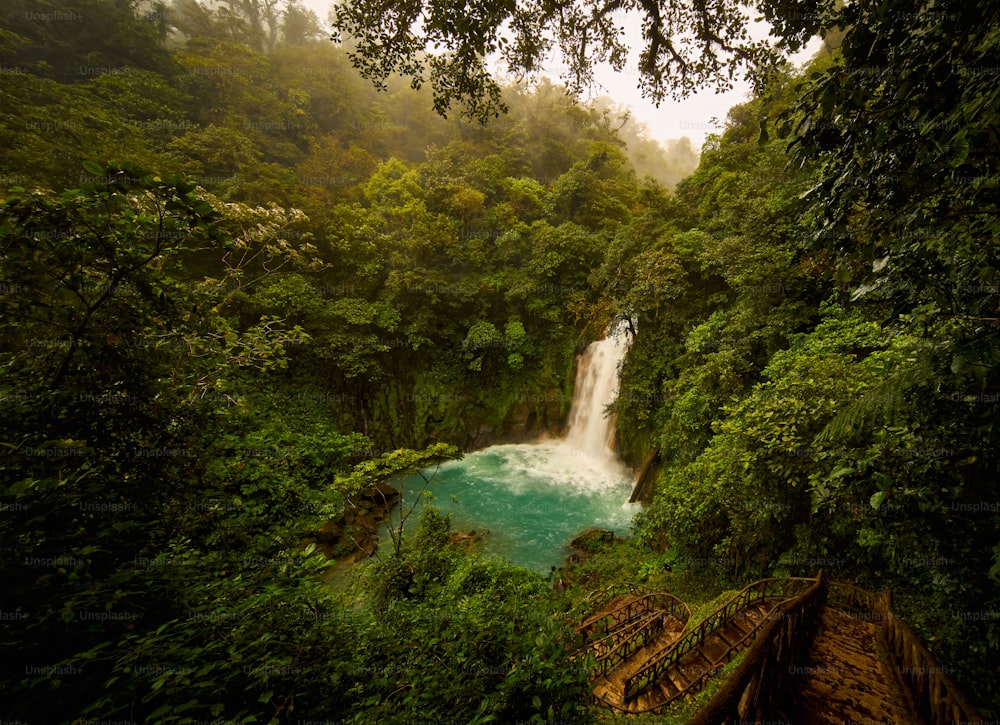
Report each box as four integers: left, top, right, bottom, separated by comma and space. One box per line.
1, 0, 998, 723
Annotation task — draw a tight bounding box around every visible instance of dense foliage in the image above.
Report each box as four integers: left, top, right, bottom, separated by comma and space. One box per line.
2, 0, 998, 720
600, 17, 1000, 713
0, 3, 673, 720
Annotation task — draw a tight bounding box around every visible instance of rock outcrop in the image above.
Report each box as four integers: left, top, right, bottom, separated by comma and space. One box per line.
304, 481, 400, 562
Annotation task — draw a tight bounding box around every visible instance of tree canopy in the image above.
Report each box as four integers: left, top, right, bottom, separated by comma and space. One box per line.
331, 0, 837, 118
2, 0, 998, 719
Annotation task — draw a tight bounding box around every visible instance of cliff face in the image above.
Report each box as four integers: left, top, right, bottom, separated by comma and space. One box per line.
459, 394, 568, 451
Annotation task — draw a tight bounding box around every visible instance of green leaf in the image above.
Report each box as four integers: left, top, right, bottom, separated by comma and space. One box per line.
872, 472, 892, 490
948, 129, 969, 167
82, 160, 105, 176
149, 705, 171, 719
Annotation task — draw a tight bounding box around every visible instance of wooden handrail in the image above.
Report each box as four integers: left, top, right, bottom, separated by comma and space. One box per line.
574, 581, 643, 627
588, 610, 660, 659
584, 581, 642, 608
578, 594, 650, 640
687, 576, 984, 725
687, 571, 828, 724
579, 590, 689, 641
826, 580, 881, 620
587, 575, 985, 720
591, 612, 665, 677
880, 602, 983, 725
582, 592, 692, 680
621, 576, 818, 704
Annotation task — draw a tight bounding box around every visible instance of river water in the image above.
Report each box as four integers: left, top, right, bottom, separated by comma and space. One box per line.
379, 326, 638, 573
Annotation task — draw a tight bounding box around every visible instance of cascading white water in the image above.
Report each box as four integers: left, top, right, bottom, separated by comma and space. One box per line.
563, 323, 632, 459
375, 319, 639, 573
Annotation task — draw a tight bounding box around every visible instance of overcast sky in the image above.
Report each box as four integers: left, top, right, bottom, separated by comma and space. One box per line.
300, 1, 822, 149
548, 15, 824, 148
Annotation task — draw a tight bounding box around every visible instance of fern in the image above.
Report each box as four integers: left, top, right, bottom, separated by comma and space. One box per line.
816, 354, 936, 444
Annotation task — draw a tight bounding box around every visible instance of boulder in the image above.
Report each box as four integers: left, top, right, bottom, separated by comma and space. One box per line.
313, 519, 341, 544
448, 529, 489, 548
570, 527, 616, 553
301, 482, 400, 563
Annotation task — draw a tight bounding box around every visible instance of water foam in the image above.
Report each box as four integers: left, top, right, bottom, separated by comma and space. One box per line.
379, 322, 639, 572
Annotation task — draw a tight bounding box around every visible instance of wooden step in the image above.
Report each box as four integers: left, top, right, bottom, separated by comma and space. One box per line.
644, 681, 667, 708
701, 633, 731, 662
725, 620, 754, 644
659, 677, 679, 700
676, 660, 709, 688
728, 616, 755, 637
642, 633, 680, 660
593, 676, 623, 703
714, 626, 740, 648
730, 622, 754, 643
693, 649, 715, 669
667, 665, 690, 693
780, 606, 914, 725
672, 651, 717, 696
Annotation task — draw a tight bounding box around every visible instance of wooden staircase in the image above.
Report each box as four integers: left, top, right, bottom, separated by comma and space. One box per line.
776, 607, 915, 725
578, 592, 644, 639
593, 601, 777, 710
575, 589, 691, 706
585, 577, 817, 715
581, 575, 984, 724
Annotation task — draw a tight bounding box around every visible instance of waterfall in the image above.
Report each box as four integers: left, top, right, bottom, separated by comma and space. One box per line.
374, 320, 638, 573
563, 323, 632, 460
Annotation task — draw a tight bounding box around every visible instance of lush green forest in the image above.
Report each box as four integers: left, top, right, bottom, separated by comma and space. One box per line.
1, 0, 998, 722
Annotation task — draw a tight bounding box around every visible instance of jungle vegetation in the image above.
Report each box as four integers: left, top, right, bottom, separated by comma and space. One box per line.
1, 0, 997, 720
